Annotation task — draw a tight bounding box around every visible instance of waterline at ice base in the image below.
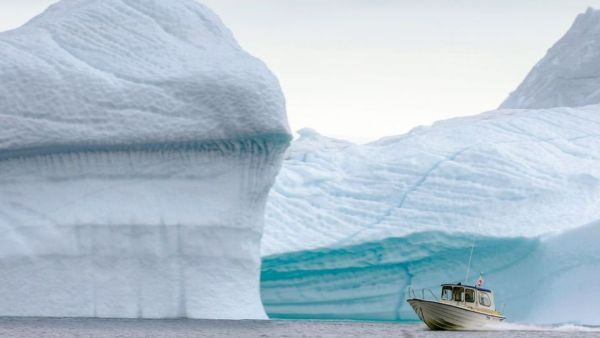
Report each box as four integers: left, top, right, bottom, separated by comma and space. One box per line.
0, 0, 290, 319
261, 7, 600, 326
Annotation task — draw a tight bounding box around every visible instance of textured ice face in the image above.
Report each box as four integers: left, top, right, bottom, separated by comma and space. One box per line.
0, 0, 290, 154
0, 0, 289, 319
0, 144, 287, 319
501, 8, 600, 109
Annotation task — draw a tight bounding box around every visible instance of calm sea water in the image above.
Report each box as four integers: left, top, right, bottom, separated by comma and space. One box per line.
0, 318, 598, 338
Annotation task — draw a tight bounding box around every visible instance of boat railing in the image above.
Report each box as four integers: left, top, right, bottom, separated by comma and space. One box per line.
407, 286, 438, 301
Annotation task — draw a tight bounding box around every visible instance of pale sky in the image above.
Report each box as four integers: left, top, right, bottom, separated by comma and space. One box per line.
2, 1, 600, 142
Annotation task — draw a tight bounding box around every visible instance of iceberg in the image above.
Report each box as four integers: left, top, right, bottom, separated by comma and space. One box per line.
262, 9, 600, 324
262, 107, 600, 323
0, 0, 290, 319
502, 8, 600, 109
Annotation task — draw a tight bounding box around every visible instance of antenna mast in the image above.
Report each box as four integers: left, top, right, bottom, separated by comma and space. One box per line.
465, 239, 475, 284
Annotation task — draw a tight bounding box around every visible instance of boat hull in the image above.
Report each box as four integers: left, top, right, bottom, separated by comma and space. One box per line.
407, 299, 505, 330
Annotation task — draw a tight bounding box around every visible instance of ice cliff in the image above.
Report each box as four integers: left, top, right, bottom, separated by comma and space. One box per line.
262, 9, 600, 324
502, 8, 600, 109
0, 0, 290, 319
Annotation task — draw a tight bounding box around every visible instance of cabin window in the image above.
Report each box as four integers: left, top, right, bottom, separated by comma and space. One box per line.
452, 287, 464, 302
465, 289, 475, 303
441, 286, 453, 300
479, 292, 491, 307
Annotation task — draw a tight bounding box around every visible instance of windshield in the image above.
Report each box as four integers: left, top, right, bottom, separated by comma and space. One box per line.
441, 286, 477, 303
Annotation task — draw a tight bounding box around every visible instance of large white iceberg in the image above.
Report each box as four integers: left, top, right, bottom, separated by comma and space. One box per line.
0, 0, 290, 319
262, 9, 600, 324
262, 110, 600, 323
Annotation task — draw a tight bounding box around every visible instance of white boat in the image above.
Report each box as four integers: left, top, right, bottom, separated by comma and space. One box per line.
407, 283, 506, 330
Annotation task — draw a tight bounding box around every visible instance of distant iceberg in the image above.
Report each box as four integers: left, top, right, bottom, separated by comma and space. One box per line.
502, 8, 600, 109
0, 0, 290, 319
262, 8, 600, 324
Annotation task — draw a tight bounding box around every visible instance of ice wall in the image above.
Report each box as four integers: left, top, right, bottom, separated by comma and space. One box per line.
0, 0, 290, 319
501, 8, 600, 109
262, 106, 600, 323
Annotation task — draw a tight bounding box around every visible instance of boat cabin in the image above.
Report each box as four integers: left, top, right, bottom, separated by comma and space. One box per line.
439, 283, 498, 312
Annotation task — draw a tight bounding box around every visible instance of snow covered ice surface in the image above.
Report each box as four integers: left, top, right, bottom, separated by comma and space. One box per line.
262, 8, 600, 325
0, 0, 290, 319
264, 109, 600, 255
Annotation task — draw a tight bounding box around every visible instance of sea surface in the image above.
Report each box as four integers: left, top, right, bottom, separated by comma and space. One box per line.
0, 318, 598, 338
